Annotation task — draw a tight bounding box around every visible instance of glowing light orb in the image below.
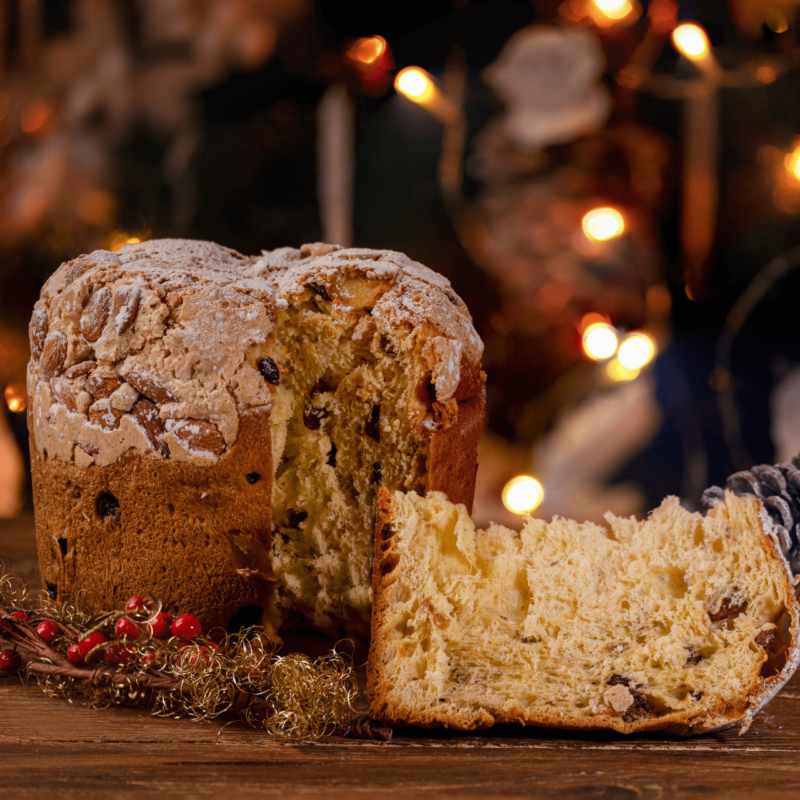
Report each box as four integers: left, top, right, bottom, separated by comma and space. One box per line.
4, 384, 26, 413
395, 67, 433, 100
582, 323, 619, 361
592, 0, 634, 19
582, 208, 625, 241
672, 24, 710, 60
785, 146, 800, 182
502, 476, 544, 515
618, 332, 656, 370
347, 36, 386, 65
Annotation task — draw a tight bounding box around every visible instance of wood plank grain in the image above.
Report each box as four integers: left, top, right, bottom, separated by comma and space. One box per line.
4, 515, 800, 799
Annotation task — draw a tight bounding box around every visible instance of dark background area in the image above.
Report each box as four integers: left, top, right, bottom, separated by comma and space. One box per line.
2, 0, 800, 519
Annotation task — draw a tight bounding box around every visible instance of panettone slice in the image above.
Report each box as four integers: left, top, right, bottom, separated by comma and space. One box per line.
368, 489, 800, 734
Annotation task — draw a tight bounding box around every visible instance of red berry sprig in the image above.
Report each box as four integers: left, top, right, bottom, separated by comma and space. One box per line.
0, 574, 369, 743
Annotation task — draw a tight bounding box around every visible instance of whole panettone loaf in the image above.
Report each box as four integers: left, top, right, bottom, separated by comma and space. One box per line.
368, 489, 800, 734
28, 240, 485, 629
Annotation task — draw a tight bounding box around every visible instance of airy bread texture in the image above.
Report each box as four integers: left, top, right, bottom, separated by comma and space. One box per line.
369, 489, 800, 734
253, 243, 484, 627
28, 240, 484, 629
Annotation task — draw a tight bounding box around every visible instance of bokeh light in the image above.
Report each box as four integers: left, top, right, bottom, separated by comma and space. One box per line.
672, 24, 710, 60
108, 231, 144, 252
582, 323, 619, 360
592, 0, 634, 20
502, 476, 544, 515
395, 67, 434, 100
4, 384, 26, 413
346, 36, 386, 65
618, 332, 656, 369
582, 207, 625, 241
785, 144, 800, 182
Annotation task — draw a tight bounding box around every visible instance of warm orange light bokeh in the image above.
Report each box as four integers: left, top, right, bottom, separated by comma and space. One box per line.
4, 384, 26, 414
502, 475, 544, 514
108, 231, 145, 252
592, 0, 634, 20
582, 207, 625, 241
582, 323, 619, 361
785, 144, 800, 182
395, 67, 433, 100
672, 23, 710, 60
347, 36, 386, 65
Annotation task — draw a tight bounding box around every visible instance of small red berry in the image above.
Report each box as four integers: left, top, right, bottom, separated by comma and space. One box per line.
125, 596, 147, 611
171, 614, 201, 640
115, 617, 140, 640
104, 643, 133, 666
11, 611, 30, 621
0, 648, 22, 672
67, 643, 84, 666
140, 650, 156, 667
36, 620, 60, 644
78, 631, 107, 659
146, 612, 173, 639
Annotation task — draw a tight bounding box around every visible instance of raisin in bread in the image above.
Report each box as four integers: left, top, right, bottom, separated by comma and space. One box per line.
368, 489, 800, 734
28, 240, 485, 629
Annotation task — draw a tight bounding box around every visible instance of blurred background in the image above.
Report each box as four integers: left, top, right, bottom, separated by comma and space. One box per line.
2, 0, 800, 527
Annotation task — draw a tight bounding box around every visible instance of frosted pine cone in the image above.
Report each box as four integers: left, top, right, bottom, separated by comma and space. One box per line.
703, 460, 800, 573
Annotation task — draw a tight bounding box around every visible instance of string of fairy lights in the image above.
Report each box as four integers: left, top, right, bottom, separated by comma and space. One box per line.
5, 4, 800, 517
390, 7, 800, 517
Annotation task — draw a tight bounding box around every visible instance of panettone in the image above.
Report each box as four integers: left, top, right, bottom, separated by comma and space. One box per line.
27, 239, 485, 629
368, 489, 800, 734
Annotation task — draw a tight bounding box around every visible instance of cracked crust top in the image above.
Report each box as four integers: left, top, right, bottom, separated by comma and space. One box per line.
28, 239, 485, 469
28, 239, 277, 468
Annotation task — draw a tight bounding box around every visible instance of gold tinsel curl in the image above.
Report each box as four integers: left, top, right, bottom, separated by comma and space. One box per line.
0, 572, 363, 741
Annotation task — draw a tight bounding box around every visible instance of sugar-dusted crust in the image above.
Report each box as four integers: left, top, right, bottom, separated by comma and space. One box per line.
28, 239, 276, 468
368, 490, 800, 735
31, 407, 275, 629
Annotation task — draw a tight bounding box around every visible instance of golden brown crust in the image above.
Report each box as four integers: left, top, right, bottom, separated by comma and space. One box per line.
367, 492, 800, 735
30, 407, 274, 629
424, 365, 485, 513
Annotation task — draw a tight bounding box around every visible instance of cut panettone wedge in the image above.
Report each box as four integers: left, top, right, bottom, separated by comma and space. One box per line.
368, 489, 800, 734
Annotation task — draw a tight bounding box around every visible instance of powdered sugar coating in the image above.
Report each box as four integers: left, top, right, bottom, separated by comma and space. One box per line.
29, 239, 276, 467
28, 239, 484, 466
251, 244, 484, 387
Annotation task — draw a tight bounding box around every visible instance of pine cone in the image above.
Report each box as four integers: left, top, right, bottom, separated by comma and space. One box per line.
703, 460, 800, 573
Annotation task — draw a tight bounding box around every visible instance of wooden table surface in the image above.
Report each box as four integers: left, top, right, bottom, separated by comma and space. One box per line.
3, 515, 800, 799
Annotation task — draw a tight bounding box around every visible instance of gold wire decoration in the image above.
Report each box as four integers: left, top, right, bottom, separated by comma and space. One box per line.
0, 571, 382, 742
